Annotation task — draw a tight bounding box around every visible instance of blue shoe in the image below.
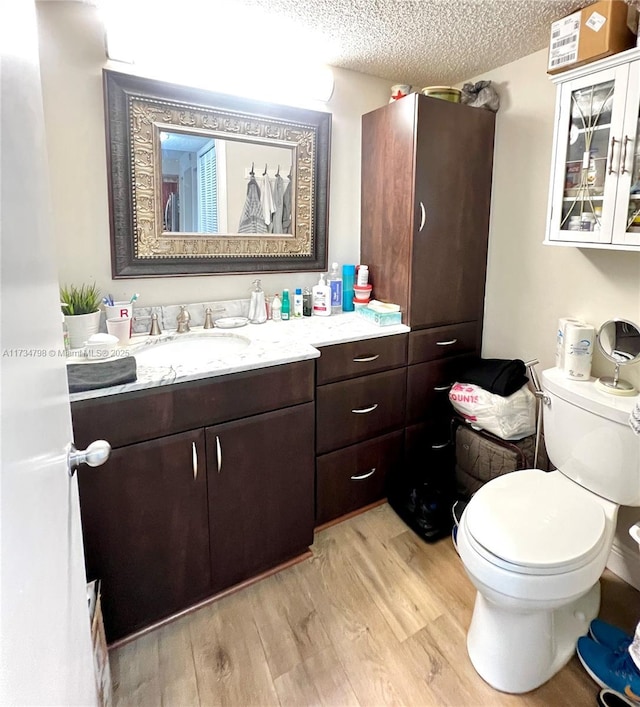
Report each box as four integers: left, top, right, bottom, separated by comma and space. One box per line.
577, 637, 640, 703
590, 619, 634, 654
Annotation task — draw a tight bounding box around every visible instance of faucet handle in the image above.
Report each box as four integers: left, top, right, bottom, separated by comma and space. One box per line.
203, 307, 215, 329
176, 305, 191, 333
149, 312, 162, 336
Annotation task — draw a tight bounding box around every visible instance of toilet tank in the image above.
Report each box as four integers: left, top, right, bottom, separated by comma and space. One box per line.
542, 367, 640, 506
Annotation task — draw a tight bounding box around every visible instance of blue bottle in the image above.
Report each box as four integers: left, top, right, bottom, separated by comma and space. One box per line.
342, 264, 355, 312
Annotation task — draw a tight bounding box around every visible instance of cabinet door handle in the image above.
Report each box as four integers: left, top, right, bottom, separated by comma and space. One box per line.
607, 136, 619, 175
192, 442, 198, 480
434, 384, 452, 392
352, 354, 380, 363
621, 135, 631, 174
351, 403, 378, 414
216, 435, 222, 474
431, 442, 449, 450
436, 338, 457, 346
351, 468, 376, 480
419, 201, 426, 232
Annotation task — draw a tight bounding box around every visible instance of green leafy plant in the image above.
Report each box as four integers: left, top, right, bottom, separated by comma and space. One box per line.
60, 283, 101, 316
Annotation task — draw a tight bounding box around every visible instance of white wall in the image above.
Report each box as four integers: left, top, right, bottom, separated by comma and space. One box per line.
466, 49, 640, 388
35, 1, 390, 304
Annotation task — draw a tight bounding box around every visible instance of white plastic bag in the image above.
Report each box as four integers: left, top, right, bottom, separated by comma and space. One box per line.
449, 382, 536, 440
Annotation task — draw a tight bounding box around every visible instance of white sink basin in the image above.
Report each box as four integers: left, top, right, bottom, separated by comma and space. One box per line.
134, 333, 250, 367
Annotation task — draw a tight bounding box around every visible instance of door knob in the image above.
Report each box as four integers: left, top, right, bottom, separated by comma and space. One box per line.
67, 440, 111, 477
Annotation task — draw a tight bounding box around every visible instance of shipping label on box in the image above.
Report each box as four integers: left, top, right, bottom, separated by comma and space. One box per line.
549, 11, 582, 71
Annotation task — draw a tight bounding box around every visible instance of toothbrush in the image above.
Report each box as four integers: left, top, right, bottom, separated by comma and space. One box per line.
129, 293, 139, 304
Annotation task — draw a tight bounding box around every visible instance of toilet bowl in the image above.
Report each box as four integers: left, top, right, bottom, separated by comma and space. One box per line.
457, 368, 640, 694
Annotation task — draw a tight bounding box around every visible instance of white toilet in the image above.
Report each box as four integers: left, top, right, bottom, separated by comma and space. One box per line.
457, 367, 640, 694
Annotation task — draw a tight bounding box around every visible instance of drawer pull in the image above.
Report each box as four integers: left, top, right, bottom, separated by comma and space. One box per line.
419, 201, 426, 232
434, 384, 452, 392
216, 435, 222, 474
351, 403, 378, 414
192, 442, 198, 480
351, 468, 376, 481
352, 354, 380, 363
436, 339, 458, 346
431, 442, 449, 450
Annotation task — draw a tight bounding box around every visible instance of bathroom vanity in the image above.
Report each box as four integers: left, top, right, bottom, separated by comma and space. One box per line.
70, 315, 409, 643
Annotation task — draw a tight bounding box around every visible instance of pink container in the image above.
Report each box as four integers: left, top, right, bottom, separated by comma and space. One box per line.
353, 284, 373, 302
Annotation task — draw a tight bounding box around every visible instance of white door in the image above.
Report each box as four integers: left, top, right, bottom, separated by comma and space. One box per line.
1, 2, 98, 704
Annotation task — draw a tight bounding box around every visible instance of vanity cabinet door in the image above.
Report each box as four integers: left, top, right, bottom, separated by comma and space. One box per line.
78, 429, 211, 643
206, 403, 315, 594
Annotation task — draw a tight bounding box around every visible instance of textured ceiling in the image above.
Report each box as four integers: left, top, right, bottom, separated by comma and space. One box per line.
232, 0, 595, 87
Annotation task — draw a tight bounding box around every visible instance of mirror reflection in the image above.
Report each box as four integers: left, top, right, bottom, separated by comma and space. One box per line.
160, 130, 294, 235
598, 319, 640, 364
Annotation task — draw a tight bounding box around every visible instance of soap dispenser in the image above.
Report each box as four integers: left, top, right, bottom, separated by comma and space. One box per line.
312, 274, 331, 316
248, 279, 267, 324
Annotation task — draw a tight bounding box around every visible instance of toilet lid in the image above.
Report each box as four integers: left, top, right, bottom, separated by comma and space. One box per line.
465, 470, 606, 573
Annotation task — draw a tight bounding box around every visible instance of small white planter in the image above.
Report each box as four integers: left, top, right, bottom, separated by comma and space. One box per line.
65, 311, 101, 349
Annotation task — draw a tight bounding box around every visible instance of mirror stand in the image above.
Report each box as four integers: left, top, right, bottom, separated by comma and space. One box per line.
596, 362, 636, 395
595, 318, 640, 396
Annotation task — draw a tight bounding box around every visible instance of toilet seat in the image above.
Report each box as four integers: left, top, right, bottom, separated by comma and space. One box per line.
464, 469, 607, 576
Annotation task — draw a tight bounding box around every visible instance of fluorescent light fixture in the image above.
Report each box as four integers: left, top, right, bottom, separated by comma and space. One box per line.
99, 0, 335, 103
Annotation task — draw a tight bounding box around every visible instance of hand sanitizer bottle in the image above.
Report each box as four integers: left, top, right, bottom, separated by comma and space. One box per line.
328, 262, 343, 315
312, 274, 331, 316
293, 288, 303, 318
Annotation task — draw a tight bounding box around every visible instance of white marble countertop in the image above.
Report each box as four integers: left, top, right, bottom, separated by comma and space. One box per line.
69, 313, 410, 402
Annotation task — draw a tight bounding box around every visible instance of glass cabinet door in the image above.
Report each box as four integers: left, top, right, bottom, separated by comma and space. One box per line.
549, 65, 630, 244
612, 60, 640, 247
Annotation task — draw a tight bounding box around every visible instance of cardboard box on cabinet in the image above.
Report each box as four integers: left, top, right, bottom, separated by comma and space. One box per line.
547, 0, 637, 75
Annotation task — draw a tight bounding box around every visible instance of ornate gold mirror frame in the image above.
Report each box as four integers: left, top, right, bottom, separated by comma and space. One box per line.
104, 70, 331, 277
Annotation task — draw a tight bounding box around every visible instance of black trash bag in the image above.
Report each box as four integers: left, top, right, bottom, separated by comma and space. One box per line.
461, 80, 500, 112
388, 475, 455, 543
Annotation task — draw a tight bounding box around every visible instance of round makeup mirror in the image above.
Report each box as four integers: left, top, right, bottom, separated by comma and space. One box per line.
596, 318, 640, 395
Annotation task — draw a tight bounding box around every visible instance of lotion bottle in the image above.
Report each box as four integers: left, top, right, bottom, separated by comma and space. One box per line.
272, 293, 282, 321
293, 288, 303, 318
281, 289, 290, 321
312, 274, 331, 316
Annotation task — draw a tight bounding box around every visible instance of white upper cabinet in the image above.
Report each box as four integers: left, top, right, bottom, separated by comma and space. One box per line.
545, 48, 640, 250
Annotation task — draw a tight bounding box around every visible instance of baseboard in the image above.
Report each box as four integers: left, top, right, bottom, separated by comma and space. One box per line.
607, 541, 640, 591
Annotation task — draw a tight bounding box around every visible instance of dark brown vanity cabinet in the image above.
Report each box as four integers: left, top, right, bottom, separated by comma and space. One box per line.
360, 92, 495, 331
78, 430, 211, 642
206, 404, 314, 593
360, 94, 495, 476
315, 335, 407, 525
72, 361, 315, 643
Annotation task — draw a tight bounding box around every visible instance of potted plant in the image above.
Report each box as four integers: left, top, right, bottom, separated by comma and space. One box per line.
60, 283, 102, 349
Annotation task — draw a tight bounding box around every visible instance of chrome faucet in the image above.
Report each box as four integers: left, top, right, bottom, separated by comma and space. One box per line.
176, 306, 191, 333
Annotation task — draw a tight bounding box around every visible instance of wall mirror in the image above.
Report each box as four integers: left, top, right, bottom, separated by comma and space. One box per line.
104, 70, 331, 277
596, 318, 640, 395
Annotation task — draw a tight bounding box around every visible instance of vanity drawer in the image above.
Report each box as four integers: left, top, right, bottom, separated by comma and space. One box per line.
316, 430, 403, 525
408, 322, 480, 365
316, 334, 407, 385
406, 354, 475, 425
72, 360, 314, 449
404, 420, 454, 482
316, 368, 406, 454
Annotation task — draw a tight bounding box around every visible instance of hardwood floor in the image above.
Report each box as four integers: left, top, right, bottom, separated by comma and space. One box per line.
111, 504, 640, 706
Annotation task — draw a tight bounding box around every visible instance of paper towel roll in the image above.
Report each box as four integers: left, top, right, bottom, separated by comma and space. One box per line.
563, 323, 595, 380
556, 317, 583, 370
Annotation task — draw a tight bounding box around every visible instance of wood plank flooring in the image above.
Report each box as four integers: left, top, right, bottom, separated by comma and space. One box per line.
110, 503, 640, 706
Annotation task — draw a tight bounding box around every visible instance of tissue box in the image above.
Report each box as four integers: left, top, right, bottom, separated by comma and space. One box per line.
547, 0, 637, 75
356, 307, 402, 327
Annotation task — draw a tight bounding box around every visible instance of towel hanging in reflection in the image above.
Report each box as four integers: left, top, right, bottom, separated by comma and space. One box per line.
238, 175, 267, 234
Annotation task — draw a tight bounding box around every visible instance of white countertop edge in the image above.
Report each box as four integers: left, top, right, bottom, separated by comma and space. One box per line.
68, 314, 410, 403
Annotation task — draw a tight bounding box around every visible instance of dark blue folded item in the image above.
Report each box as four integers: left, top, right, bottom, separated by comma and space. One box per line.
457, 357, 528, 397
67, 356, 137, 393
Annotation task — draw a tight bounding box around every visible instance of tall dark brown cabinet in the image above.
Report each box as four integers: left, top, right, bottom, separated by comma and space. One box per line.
360, 93, 496, 476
